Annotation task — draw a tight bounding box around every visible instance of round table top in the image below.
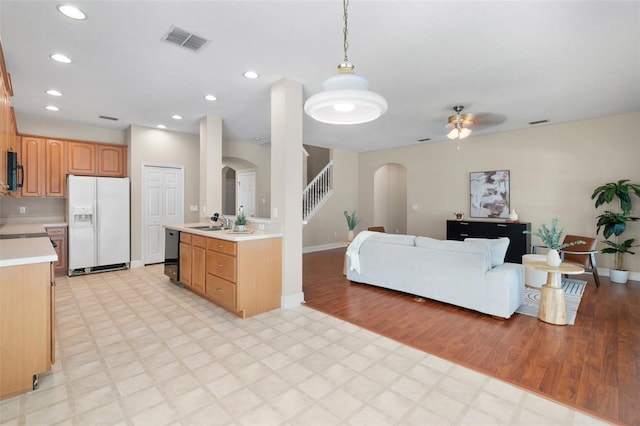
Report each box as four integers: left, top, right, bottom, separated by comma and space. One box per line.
527, 261, 585, 274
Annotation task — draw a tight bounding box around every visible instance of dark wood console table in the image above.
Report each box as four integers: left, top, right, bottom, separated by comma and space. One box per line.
446, 220, 531, 264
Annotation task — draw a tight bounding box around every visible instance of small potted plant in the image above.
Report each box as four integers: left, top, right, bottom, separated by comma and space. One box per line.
235, 211, 247, 232
344, 210, 360, 241
592, 179, 640, 283
524, 217, 584, 266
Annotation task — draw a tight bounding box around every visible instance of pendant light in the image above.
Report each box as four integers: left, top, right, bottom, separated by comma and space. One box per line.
304, 0, 387, 125
446, 105, 473, 140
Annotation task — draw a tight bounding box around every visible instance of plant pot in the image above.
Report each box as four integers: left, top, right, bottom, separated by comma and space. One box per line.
546, 249, 561, 267
609, 269, 629, 284
347, 230, 354, 242
236, 225, 245, 232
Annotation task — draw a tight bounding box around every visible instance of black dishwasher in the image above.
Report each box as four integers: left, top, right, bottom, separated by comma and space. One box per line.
164, 228, 180, 283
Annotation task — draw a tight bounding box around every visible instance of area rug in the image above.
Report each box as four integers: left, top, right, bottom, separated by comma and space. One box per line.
515, 278, 587, 325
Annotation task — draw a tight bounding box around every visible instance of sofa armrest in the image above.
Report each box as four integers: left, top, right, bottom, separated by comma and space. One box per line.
484, 263, 525, 318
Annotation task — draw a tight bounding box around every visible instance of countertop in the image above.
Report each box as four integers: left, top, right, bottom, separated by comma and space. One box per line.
0, 223, 58, 267
165, 223, 282, 242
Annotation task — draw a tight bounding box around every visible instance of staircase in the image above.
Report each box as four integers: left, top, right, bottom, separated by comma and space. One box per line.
303, 160, 333, 222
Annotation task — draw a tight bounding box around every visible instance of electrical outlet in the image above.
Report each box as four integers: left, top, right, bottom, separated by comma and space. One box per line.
19, 206, 26, 214
258, 224, 265, 231
190, 205, 198, 212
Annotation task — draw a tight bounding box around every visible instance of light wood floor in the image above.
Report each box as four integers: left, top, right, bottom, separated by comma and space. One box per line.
302, 248, 640, 426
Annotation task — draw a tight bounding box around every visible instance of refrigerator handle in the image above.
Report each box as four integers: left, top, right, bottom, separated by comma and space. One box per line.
94, 198, 99, 261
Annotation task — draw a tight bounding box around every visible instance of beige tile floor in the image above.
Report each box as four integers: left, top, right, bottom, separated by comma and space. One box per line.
1, 265, 609, 426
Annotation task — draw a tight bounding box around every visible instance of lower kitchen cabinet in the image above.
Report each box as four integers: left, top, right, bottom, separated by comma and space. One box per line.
46, 226, 68, 277
178, 232, 282, 318
0, 262, 55, 400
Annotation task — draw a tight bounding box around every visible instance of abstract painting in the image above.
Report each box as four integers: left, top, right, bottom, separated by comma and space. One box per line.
470, 170, 510, 218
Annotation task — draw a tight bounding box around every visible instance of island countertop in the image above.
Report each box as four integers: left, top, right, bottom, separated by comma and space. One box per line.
165, 223, 282, 242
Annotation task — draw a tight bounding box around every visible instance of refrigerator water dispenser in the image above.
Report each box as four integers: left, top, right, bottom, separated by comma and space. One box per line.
72, 206, 94, 226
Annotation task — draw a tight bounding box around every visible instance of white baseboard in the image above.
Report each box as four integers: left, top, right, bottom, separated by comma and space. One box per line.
130, 260, 144, 269
303, 242, 347, 253
281, 291, 305, 309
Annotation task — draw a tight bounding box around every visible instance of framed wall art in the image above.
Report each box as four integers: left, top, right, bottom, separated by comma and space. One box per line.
470, 170, 510, 218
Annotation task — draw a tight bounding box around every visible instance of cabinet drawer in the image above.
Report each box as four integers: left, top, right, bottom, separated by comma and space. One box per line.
205, 274, 236, 311
206, 251, 237, 283
46, 227, 66, 236
180, 232, 192, 243
207, 238, 237, 256
192, 235, 207, 248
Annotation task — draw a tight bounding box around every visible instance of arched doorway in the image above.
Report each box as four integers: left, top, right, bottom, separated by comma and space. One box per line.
373, 163, 407, 234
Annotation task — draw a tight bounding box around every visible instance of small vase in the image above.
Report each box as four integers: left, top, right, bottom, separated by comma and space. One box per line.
546, 249, 561, 267
347, 230, 355, 242
508, 209, 519, 222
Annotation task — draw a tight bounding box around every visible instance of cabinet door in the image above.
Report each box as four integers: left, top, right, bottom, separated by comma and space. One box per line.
46, 227, 68, 276
67, 142, 96, 175
192, 245, 206, 293
20, 136, 45, 197
179, 242, 192, 287
45, 140, 66, 197
97, 145, 126, 177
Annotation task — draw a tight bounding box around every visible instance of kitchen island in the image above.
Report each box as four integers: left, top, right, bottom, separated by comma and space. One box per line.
0, 224, 58, 399
165, 223, 282, 318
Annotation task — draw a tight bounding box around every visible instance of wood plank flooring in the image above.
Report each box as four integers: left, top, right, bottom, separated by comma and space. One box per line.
302, 248, 640, 425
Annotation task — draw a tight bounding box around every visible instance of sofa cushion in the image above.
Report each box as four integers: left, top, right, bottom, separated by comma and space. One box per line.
464, 237, 510, 267
415, 237, 492, 272
366, 233, 416, 246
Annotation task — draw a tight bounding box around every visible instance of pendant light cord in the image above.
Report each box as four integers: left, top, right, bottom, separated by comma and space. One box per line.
343, 0, 350, 63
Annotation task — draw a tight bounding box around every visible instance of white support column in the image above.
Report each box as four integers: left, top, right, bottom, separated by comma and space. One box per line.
271, 78, 304, 308
199, 115, 222, 217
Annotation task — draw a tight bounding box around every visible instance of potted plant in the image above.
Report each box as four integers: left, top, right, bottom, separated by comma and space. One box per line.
524, 217, 584, 266
235, 211, 247, 232
344, 210, 360, 241
592, 179, 640, 283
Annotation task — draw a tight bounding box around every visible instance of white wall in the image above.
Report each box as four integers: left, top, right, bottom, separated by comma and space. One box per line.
16, 113, 125, 144
127, 125, 200, 264
357, 112, 640, 274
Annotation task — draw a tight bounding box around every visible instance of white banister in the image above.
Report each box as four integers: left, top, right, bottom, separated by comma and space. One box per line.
303, 160, 334, 221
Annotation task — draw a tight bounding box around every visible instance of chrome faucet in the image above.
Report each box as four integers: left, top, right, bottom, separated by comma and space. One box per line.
211, 212, 231, 229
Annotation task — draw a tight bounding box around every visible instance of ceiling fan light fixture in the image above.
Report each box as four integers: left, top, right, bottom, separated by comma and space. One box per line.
304, 0, 387, 125
446, 105, 473, 140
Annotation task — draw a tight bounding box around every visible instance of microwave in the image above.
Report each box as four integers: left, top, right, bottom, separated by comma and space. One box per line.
7, 151, 23, 192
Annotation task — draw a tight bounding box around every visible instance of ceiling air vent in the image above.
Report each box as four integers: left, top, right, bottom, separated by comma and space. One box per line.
162, 25, 209, 53
99, 115, 119, 121
529, 119, 549, 125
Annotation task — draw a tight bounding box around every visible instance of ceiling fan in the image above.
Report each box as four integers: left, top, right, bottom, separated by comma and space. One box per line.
445, 105, 507, 140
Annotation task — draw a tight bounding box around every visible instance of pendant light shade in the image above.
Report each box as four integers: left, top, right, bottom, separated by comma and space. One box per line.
304, 1, 387, 125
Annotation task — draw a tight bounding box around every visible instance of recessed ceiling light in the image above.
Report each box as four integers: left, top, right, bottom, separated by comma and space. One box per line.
254, 137, 261, 141
46, 89, 62, 96
243, 71, 259, 79
204, 94, 217, 101
45, 105, 59, 111
157, 124, 166, 129
172, 115, 183, 120
50, 53, 72, 63
57, 4, 87, 20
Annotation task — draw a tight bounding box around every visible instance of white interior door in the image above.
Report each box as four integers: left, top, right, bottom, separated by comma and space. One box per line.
236, 171, 255, 217
143, 165, 184, 264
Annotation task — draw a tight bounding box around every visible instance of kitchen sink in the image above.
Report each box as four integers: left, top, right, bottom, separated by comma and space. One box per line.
187, 225, 228, 231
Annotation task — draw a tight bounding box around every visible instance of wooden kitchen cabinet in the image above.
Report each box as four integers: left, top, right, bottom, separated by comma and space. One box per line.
46, 226, 68, 277
0, 261, 55, 399
0, 41, 18, 196
179, 233, 192, 288
20, 136, 45, 197
97, 144, 126, 177
178, 232, 206, 294
20, 137, 66, 197
67, 141, 96, 175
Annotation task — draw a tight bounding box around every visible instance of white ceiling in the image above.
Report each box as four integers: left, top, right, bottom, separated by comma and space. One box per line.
1, 1, 639, 152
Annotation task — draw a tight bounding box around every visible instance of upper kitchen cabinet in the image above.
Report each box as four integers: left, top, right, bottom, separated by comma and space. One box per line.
0, 41, 18, 196
97, 144, 126, 177
68, 141, 127, 177
67, 141, 96, 175
20, 137, 66, 198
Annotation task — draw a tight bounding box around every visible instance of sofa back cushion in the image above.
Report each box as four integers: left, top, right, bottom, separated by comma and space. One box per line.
366, 233, 416, 246
464, 237, 510, 267
415, 237, 492, 272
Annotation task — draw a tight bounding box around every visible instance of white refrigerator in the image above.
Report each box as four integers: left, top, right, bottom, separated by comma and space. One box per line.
67, 175, 130, 275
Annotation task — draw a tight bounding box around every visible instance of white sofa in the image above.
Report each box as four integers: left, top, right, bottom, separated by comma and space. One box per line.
346, 232, 525, 319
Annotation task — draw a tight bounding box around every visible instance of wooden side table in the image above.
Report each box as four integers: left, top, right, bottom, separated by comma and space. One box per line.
528, 261, 584, 325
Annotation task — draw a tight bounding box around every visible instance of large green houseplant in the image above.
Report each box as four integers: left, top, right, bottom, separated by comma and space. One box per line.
592, 179, 640, 283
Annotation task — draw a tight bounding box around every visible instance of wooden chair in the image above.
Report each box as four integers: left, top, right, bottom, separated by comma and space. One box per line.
559, 235, 600, 287
367, 226, 385, 233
